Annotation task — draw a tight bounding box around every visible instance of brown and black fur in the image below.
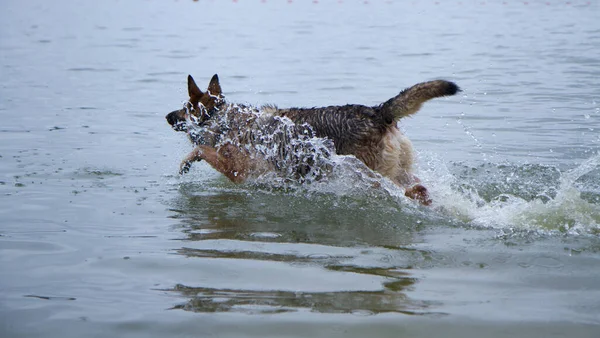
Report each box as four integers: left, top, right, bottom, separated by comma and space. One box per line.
166, 74, 460, 205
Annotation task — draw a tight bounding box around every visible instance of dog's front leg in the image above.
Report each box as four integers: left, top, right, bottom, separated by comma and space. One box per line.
179, 145, 224, 175
179, 144, 251, 184
179, 146, 206, 174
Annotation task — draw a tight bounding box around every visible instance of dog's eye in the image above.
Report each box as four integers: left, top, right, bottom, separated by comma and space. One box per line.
196, 104, 208, 118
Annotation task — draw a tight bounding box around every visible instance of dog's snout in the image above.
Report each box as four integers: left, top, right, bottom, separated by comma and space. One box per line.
166, 110, 189, 132
166, 110, 181, 126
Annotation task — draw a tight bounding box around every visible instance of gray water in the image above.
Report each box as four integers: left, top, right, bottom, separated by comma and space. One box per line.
1, 0, 600, 337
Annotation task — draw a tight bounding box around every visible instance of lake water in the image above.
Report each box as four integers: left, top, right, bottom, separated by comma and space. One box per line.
1, 0, 600, 337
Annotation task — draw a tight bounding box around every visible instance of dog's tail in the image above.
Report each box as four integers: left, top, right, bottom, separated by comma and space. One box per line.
379, 80, 460, 121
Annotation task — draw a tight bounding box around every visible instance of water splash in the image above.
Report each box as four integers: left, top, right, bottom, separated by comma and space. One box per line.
187, 104, 336, 185
420, 153, 600, 235
181, 104, 600, 235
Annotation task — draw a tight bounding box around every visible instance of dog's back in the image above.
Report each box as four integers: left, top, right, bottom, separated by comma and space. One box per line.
277, 105, 387, 156
271, 80, 459, 186
277, 80, 459, 152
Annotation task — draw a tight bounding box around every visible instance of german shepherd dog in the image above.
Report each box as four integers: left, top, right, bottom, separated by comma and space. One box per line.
166, 74, 459, 205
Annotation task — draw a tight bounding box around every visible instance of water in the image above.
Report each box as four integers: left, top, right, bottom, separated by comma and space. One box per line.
1, 0, 600, 337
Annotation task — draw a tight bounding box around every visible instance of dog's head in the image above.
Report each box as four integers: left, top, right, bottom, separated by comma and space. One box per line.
166, 74, 224, 132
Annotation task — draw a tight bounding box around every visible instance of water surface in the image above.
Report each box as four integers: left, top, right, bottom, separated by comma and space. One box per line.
1, 0, 599, 337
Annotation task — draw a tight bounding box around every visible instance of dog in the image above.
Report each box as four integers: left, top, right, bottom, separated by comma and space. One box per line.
166, 74, 460, 205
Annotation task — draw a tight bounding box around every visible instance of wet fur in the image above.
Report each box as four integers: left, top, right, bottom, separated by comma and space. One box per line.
166, 75, 460, 205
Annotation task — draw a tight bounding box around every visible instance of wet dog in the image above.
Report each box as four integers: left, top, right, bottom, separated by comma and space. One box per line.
166, 74, 459, 205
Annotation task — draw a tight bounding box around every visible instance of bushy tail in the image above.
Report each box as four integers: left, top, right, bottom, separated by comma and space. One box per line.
379, 80, 460, 121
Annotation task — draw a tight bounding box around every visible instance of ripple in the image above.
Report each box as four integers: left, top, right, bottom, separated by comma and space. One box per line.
24, 295, 76, 301
67, 67, 118, 72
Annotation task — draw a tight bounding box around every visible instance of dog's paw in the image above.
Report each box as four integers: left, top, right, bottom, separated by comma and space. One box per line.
179, 161, 192, 175
405, 184, 432, 206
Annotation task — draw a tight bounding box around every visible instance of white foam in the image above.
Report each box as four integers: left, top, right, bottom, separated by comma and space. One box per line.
419, 152, 600, 234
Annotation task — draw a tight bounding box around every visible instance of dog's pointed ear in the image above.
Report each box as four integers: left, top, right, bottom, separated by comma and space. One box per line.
207, 74, 222, 97
188, 75, 203, 99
